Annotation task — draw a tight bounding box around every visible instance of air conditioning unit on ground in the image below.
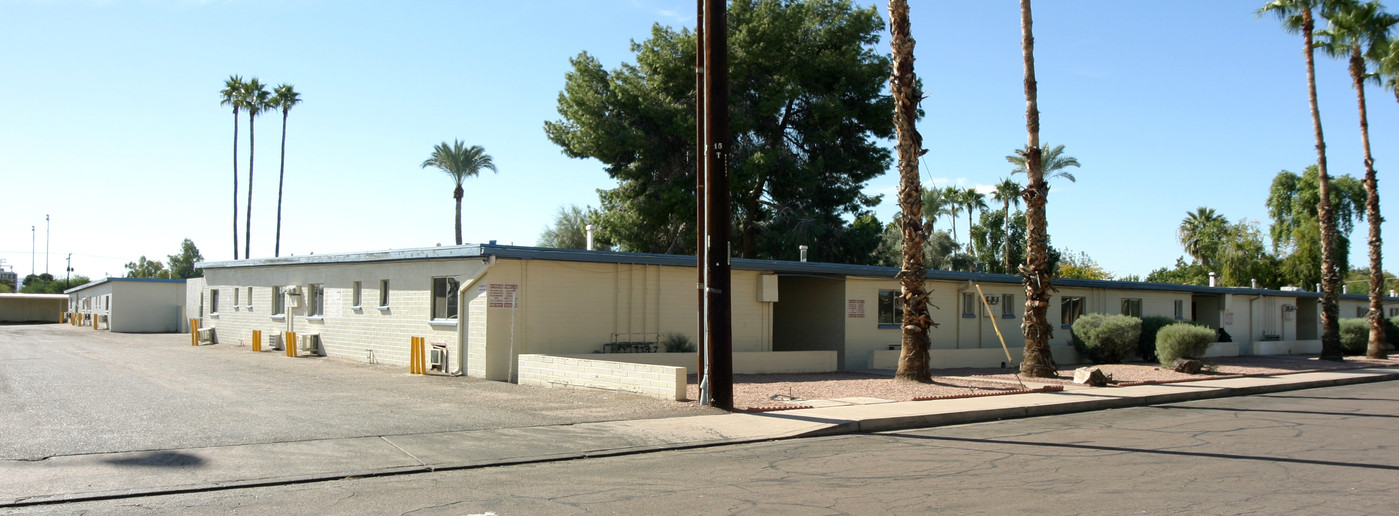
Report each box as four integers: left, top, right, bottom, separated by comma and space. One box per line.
429, 345, 447, 372
268, 333, 283, 350
299, 333, 321, 355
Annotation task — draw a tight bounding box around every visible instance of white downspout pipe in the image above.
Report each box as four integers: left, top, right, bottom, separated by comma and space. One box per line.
454, 256, 496, 376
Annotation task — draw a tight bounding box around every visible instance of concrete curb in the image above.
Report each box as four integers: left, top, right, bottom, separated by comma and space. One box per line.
4, 367, 1396, 509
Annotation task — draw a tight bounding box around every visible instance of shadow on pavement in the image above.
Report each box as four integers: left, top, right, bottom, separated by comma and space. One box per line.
104, 451, 206, 468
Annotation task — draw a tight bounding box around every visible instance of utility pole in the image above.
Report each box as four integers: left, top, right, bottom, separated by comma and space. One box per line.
701, 0, 733, 410
695, 0, 709, 405
31, 225, 36, 280
45, 214, 50, 276
66, 253, 72, 284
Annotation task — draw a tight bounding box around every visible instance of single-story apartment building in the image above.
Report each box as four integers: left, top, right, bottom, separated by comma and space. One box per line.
192, 244, 1393, 382
65, 278, 188, 333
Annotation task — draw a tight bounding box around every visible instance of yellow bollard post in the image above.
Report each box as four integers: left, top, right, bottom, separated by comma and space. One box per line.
410, 337, 422, 374
191, 319, 199, 346
286, 331, 297, 357
252, 330, 262, 352
93, 314, 99, 330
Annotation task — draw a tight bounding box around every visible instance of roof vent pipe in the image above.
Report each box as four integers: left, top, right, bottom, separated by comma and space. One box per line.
1316, 283, 1322, 292
1251, 278, 1258, 289
1208, 272, 1217, 287
1389, 290, 1396, 298
1343, 284, 1348, 294
799, 245, 808, 263
585, 224, 595, 251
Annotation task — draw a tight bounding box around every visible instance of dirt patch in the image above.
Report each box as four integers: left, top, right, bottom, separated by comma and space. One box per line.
684, 355, 1399, 410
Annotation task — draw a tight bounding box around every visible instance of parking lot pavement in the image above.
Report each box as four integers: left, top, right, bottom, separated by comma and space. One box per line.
0, 324, 717, 462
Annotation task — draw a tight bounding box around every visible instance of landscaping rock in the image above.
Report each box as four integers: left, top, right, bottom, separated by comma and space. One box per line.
1172, 358, 1203, 374
1072, 367, 1109, 387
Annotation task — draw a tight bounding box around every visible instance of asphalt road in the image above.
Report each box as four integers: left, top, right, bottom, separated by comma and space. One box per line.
0, 324, 714, 461
14, 378, 1397, 515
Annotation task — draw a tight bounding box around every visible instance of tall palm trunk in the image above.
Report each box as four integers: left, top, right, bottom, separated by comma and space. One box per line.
1019, 0, 1055, 378
965, 203, 977, 261
454, 184, 464, 245
889, 0, 933, 383
232, 110, 240, 261
1347, 46, 1387, 359
1003, 197, 1012, 273
245, 110, 257, 260
275, 110, 289, 257
1300, 10, 1343, 361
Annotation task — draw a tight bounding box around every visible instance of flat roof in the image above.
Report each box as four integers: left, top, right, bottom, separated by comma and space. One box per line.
197, 244, 1389, 302
0, 293, 68, 300
64, 277, 186, 294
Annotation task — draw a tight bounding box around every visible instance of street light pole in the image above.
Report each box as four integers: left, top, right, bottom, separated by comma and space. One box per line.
31, 225, 36, 280
45, 214, 50, 276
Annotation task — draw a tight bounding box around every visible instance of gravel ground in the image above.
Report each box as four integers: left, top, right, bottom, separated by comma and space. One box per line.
685, 354, 1399, 410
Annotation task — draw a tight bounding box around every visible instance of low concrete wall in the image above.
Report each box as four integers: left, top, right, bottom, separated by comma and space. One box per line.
556, 351, 837, 375
870, 345, 1083, 370
517, 354, 685, 401
1251, 339, 1322, 356
1203, 341, 1240, 358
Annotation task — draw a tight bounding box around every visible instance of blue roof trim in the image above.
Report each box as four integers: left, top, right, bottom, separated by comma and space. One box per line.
64, 277, 186, 294
196, 244, 1393, 302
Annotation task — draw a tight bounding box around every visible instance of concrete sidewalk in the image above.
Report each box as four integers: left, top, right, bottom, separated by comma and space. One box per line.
3, 367, 1396, 508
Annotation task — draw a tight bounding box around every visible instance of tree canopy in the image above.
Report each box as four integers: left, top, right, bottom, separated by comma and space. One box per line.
538, 205, 613, 251
545, 0, 894, 262
167, 239, 204, 279
124, 257, 167, 278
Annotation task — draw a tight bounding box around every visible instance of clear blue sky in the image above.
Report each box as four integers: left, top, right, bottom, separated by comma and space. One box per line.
2, 0, 1395, 284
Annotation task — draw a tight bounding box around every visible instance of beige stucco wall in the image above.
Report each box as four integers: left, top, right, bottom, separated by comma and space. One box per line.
102, 281, 186, 333
466, 258, 775, 381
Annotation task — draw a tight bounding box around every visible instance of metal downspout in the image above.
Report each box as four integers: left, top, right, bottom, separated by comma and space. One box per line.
454, 256, 496, 376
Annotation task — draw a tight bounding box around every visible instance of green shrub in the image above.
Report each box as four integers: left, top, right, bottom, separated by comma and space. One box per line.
1071, 314, 1142, 364
1137, 316, 1180, 363
1155, 323, 1215, 366
661, 332, 696, 353
1338, 318, 1370, 355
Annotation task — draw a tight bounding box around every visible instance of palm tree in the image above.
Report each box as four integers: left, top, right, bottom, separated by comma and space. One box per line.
992, 178, 1022, 274
888, 0, 933, 383
1377, 37, 1399, 106
941, 185, 962, 246
219, 75, 244, 260
959, 187, 987, 261
1319, 0, 1396, 359
1178, 207, 1227, 266
240, 78, 274, 260
272, 84, 302, 258
422, 140, 498, 245
921, 185, 952, 237
1007, 143, 1080, 182
1260, 0, 1343, 360
1018, 0, 1055, 378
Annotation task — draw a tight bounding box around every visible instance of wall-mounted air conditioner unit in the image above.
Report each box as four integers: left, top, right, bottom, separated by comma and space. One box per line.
299, 333, 321, 355
428, 345, 447, 372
